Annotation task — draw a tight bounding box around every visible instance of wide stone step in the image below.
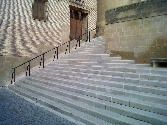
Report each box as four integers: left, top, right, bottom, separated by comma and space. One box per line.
59, 56, 111, 60
9, 85, 112, 125
15, 79, 167, 125
50, 62, 131, 67
74, 46, 104, 51
55, 56, 122, 62
122, 67, 167, 75
44, 66, 167, 90
53, 59, 134, 65
29, 73, 167, 116
74, 49, 105, 53
48, 61, 167, 82
110, 60, 135, 64
124, 77, 167, 88
48, 62, 167, 83
60, 54, 110, 59
48, 60, 124, 71
140, 74, 167, 81
51, 58, 167, 75
10, 83, 151, 125
34, 71, 167, 104
124, 72, 167, 81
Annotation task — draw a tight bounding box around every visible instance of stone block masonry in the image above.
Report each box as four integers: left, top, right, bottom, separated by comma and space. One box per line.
105, 15, 167, 63
96, 0, 148, 35
104, 0, 167, 63
105, 0, 167, 25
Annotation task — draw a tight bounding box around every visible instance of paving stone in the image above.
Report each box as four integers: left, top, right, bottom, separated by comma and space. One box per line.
0, 88, 76, 125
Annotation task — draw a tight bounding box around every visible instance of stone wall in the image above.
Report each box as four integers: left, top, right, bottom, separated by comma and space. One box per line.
104, 0, 167, 63
0, 0, 97, 86
97, 0, 147, 35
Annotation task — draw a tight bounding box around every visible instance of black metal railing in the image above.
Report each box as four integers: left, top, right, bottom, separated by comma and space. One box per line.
11, 27, 99, 84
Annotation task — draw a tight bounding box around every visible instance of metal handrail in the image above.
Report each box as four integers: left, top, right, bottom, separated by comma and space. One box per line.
11, 27, 99, 84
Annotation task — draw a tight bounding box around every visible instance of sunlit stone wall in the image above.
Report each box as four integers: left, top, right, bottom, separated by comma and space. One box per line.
0, 0, 97, 86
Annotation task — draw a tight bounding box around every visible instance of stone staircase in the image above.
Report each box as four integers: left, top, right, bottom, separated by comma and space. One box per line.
9, 36, 167, 125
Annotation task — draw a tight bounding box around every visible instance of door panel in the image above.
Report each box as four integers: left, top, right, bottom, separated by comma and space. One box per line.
70, 18, 76, 39
70, 9, 86, 40
76, 19, 82, 39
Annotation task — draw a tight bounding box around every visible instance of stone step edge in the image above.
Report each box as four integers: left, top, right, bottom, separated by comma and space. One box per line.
49, 60, 167, 73
38, 69, 167, 96
8, 85, 111, 125
45, 65, 167, 80
10, 83, 151, 125
34, 71, 167, 104
49, 65, 167, 77
7, 87, 86, 125
25, 75, 167, 116
46, 63, 167, 76
48, 66, 167, 86
17, 79, 167, 122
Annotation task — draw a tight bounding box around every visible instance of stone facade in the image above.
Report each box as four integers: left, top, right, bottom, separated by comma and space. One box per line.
0, 0, 97, 86
97, 0, 146, 35
103, 0, 167, 63
105, 15, 167, 63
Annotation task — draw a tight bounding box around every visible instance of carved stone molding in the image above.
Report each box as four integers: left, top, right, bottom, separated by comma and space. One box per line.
69, 0, 90, 12
105, 0, 167, 24
69, 0, 85, 6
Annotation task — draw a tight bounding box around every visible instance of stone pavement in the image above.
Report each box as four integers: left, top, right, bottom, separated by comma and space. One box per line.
0, 88, 76, 125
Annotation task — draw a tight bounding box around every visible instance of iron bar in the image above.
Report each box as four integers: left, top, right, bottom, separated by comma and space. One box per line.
29, 61, 30, 76
89, 31, 90, 42
87, 29, 89, 42
14, 68, 15, 82
57, 47, 58, 59
43, 54, 44, 68
79, 36, 80, 47
69, 41, 70, 53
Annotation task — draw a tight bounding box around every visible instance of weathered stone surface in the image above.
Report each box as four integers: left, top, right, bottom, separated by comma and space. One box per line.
0, 88, 76, 125
105, 0, 167, 25
104, 14, 167, 63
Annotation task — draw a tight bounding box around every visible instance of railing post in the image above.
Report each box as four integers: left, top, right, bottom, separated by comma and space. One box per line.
79, 36, 80, 47
57, 47, 58, 59
26, 65, 28, 76
11, 71, 14, 84
29, 61, 30, 76
89, 31, 90, 42
69, 41, 70, 53
43, 54, 44, 68
14, 68, 15, 82
11, 73, 13, 84
86, 29, 89, 42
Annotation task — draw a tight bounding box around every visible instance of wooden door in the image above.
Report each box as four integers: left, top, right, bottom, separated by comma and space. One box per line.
70, 9, 82, 40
